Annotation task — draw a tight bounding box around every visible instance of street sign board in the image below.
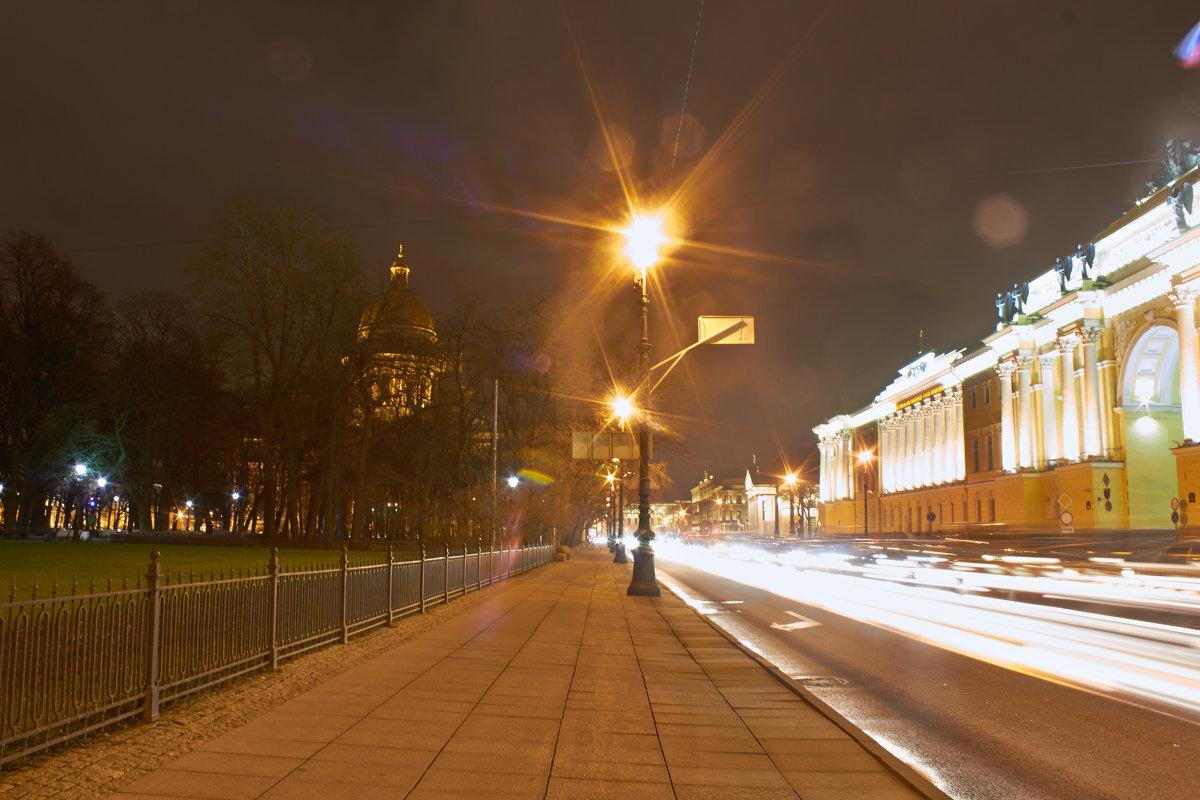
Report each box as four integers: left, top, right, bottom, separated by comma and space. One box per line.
571, 431, 640, 460
698, 316, 755, 345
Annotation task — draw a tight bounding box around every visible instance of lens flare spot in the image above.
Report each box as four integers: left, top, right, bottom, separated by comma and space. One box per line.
974, 193, 1028, 248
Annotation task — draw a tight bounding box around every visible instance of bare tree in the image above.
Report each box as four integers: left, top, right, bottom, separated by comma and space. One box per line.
190, 198, 364, 540
0, 230, 106, 531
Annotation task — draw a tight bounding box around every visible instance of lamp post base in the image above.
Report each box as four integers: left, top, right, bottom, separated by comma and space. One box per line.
612, 541, 628, 563
626, 537, 660, 596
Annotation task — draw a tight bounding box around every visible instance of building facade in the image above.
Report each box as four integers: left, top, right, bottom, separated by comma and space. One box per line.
816, 147, 1200, 535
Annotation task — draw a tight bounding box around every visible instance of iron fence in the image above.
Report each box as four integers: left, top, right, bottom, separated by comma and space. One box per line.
0, 542, 552, 765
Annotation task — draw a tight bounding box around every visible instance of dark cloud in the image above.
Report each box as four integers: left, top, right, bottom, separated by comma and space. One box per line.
3, 0, 1200, 494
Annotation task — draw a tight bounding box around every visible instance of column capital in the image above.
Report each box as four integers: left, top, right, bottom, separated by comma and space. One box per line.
995, 358, 1017, 377
1080, 326, 1102, 345
1170, 285, 1200, 309
1057, 332, 1080, 351
1016, 354, 1035, 371
1038, 351, 1059, 371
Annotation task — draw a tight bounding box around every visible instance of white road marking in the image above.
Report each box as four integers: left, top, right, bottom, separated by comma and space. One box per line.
770, 610, 821, 631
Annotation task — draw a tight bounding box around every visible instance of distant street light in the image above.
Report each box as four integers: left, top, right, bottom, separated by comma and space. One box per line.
784, 473, 797, 535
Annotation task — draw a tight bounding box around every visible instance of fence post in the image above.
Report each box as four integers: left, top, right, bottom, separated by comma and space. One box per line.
462, 544, 468, 596
386, 546, 395, 626
268, 547, 279, 670
340, 547, 349, 645
419, 544, 426, 613
143, 550, 162, 721
443, 545, 450, 605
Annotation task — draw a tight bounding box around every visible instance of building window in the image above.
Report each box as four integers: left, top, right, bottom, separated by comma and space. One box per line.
970, 388, 977, 409
984, 383, 991, 404
975, 498, 982, 522
988, 498, 996, 522
986, 436, 994, 471
973, 439, 980, 472
949, 503, 955, 523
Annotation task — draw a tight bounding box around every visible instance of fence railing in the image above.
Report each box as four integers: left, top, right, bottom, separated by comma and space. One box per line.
0, 542, 553, 765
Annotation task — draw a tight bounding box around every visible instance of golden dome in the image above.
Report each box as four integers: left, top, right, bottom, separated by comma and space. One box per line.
358, 247, 437, 350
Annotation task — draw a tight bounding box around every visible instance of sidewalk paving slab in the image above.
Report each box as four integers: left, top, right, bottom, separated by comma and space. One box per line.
95, 545, 939, 800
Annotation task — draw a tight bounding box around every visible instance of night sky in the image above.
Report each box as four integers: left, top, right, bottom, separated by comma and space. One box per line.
5, 1, 1200, 498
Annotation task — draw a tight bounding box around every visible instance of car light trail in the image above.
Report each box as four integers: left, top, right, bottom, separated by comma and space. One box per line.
656, 540, 1200, 715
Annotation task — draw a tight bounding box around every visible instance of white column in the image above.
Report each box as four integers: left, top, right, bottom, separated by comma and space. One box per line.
841, 432, 853, 499
1017, 356, 1034, 468
997, 360, 1017, 471
833, 434, 844, 499
932, 397, 945, 484
897, 413, 909, 490
1081, 327, 1103, 458
954, 386, 966, 480
1039, 352, 1059, 464
913, 405, 925, 487
922, 398, 935, 486
1172, 287, 1200, 443
1058, 334, 1081, 461
885, 421, 897, 493
940, 393, 950, 482
818, 437, 829, 501
878, 422, 890, 494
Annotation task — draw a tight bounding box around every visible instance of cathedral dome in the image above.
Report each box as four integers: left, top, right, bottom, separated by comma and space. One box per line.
358, 247, 438, 352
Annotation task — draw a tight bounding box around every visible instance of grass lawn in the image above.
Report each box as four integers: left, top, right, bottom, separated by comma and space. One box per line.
0, 540, 401, 601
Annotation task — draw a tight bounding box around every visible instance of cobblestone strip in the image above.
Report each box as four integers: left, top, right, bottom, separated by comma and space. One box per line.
0, 580, 521, 800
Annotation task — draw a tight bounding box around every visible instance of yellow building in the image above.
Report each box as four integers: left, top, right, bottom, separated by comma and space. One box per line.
817, 147, 1200, 535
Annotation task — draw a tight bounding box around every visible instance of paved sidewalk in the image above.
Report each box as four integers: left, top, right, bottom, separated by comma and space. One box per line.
109, 546, 933, 800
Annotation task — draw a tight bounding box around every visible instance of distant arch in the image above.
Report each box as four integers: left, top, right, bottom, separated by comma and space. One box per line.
1118, 323, 1180, 408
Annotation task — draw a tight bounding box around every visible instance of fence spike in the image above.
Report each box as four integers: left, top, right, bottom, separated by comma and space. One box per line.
71, 570, 78, 595
89, 573, 95, 593
106, 573, 113, 592
51, 576, 58, 598
9, 575, 15, 603
31, 574, 38, 601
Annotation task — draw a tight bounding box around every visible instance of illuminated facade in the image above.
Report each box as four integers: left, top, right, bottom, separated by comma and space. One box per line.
689, 471, 747, 532
817, 153, 1200, 534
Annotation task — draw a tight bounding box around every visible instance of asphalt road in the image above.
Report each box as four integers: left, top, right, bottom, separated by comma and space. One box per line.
658, 559, 1200, 800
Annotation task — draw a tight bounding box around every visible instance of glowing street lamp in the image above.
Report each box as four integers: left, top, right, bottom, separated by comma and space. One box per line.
621, 211, 671, 597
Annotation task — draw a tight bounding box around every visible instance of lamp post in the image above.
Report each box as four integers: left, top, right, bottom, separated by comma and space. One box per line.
185, 500, 194, 533
622, 213, 668, 597
857, 451, 873, 536
784, 473, 796, 536
231, 491, 240, 533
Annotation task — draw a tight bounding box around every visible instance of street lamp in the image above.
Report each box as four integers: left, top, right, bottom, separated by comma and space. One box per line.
621, 212, 668, 597
783, 473, 797, 535
857, 451, 873, 536
231, 491, 240, 533
185, 499, 194, 533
